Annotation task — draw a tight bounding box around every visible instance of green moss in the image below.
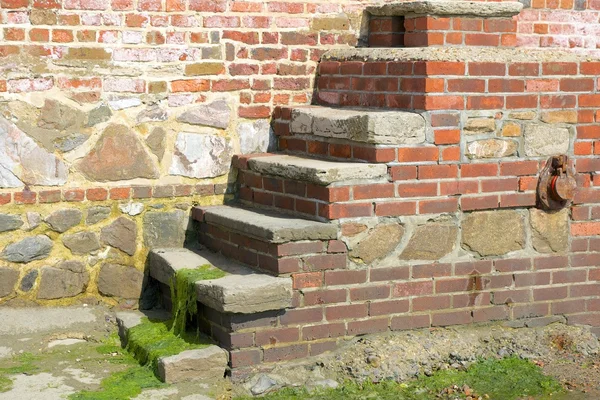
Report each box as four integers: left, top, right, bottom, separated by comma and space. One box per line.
236, 357, 564, 400
170, 264, 226, 336
69, 364, 163, 400
126, 318, 212, 371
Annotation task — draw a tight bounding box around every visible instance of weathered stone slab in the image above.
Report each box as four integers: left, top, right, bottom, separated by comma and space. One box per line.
77, 124, 159, 181
137, 106, 168, 124
0, 117, 68, 187
101, 217, 137, 256
54, 132, 90, 153
530, 208, 569, 253
37, 261, 89, 300
157, 346, 228, 384
38, 99, 86, 131
238, 120, 273, 154
1, 235, 53, 263
62, 231, 101, 255
45, 209, 83, 233
464, 118, 496, 133
248, 154, 388, 185
169, 132, 232, 179
290, 106, 425, 145
148, 248, 292, 313
0, 267, 19, 297
97, 263, 144, 299
0, 214, 23, 233
462, 211, 525, 256
350, 223, 404, 264
367, 1, 523, 17
400, 222, 458, 260
200, 205, 337, 243
143, 211, 187, 249
523, 124, 570, 157
177, 100, 231, 129
86, 104, 112, 127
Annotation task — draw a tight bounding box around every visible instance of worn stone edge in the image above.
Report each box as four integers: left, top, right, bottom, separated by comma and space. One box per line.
366, 1, 523, 17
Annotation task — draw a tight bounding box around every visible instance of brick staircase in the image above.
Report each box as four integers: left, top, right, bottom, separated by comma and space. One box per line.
126, 0, 600, 380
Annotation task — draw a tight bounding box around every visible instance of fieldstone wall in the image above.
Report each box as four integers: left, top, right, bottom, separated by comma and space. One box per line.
0, 191, 222, 306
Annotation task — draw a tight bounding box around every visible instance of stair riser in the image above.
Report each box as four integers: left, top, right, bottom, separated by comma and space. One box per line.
197, 221, 347, 276
238, 169, 461, 220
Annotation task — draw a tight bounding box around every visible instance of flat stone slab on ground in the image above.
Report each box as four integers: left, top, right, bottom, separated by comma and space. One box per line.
199, 205, 337, 242
157, 346, 228, 384
148, 248, 293, 313
289, 105, 425, 145
0, 307, 98, 335
248, 154, 388, 185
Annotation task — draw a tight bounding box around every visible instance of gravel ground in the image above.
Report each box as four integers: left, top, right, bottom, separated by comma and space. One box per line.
237, 321, 600, 398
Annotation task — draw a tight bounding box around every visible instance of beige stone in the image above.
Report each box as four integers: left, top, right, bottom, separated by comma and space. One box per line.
64, 48, 111, 60
529, 208, 569, 253
29, 10, 57, 25
501, 122, 522, 137
400, 222, 458, 260
350, 223, 404, 264
509, 111, 536, 120
184, 62, 225, 76
341, 223, 368, 237
464, 118, 496, 133
523, 124, 570, 157
462, 210, 525, 256
467, 139, 518, 159
311, 16, 350, 31
540, 110, 577, 124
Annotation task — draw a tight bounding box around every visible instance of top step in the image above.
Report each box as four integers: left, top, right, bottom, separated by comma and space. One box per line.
366, 1, 523, 18
197, 205, 338, 243
290, 105, 425, 145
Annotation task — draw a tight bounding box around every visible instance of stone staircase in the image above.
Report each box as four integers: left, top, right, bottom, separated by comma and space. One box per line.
119, 104, 419, 379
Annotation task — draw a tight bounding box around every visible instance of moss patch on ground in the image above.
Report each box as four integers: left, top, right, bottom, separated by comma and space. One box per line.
0, 353, 40, 393
237, 357, 564, 400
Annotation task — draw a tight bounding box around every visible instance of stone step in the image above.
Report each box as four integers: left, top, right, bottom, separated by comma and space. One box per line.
195, 205, 338, 243
148, 248, 293, 313
290, 105, 426, 145
247, 154, 388, 186
115, 310, 228, 384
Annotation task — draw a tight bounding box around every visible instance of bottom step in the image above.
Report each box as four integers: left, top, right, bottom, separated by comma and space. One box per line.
116, 310, 228, 384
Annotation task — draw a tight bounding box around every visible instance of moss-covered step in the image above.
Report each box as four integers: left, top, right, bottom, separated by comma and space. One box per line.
148, 248, 293, 314
116, 310, 228, 384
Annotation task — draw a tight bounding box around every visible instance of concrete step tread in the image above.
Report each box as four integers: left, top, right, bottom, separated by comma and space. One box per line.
289, 105, 425, 145
366, 1, 523, 17
148, 248, 293, 313
198, 204, 338, 242
248, 154, 388, 185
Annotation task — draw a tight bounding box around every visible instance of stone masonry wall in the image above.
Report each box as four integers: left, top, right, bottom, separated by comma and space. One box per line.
1, 0, 600, 308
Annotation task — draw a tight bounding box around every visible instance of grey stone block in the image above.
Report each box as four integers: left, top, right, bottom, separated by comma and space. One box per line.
45, 209, 83, 233
248, 154, 388, 185
0, 213, 23, 233
157, 346, 228, 384
1, 235, 53, 263
202, 205, 337, 242
290, 106, 425, 145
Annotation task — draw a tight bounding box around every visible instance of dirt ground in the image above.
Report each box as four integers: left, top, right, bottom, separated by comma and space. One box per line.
0, 306, 598, 400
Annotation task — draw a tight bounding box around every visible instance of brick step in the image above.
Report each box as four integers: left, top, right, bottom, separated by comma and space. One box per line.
116, 310, 228, 383
192, 205, 345, 275
148, 248, 293, 313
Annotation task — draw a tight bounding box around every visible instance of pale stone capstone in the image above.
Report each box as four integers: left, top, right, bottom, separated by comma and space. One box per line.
238, 119, 273, 154
177, 100, 231, 129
